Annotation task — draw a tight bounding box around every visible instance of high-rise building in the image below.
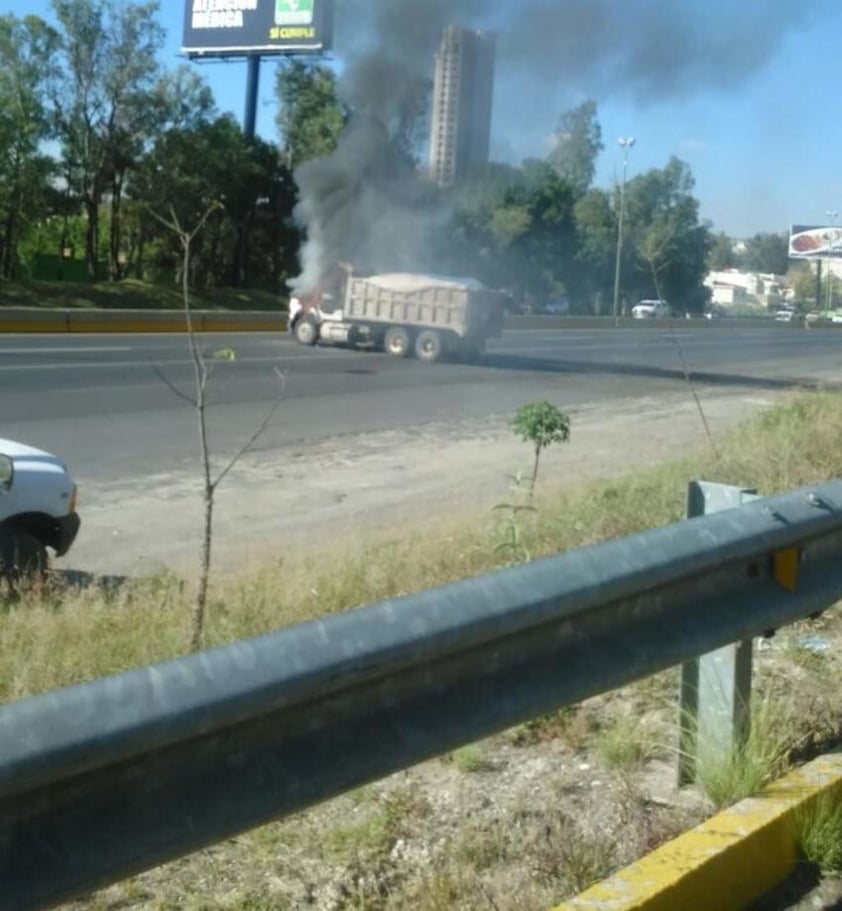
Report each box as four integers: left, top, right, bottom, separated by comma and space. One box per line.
428, 27, 496, 187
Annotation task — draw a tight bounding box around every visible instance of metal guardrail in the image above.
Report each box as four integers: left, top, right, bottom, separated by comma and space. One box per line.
4, 481, 842, 909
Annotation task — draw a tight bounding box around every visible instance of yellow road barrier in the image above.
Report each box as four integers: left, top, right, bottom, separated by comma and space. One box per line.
555, 753, 842, 911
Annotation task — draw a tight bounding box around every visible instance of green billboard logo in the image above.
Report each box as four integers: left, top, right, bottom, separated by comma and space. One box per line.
275, 0, 314, 26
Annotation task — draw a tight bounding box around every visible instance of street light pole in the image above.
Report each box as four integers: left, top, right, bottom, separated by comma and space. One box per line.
612, 137, 636, 325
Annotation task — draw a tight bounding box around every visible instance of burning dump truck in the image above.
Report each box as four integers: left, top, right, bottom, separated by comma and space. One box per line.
288, 265, 505, 363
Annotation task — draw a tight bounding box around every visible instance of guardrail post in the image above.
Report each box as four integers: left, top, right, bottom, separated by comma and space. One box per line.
677, 480, 761, 786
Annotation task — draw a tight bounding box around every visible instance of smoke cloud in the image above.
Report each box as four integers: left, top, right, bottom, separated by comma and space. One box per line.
293, 115, 452, 292
292, 0, 832, 290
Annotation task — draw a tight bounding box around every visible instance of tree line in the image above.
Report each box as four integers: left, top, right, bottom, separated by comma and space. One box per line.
0, 0, 788, 312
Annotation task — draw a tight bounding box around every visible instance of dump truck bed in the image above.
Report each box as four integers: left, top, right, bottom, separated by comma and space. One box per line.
344, 273, 501, 338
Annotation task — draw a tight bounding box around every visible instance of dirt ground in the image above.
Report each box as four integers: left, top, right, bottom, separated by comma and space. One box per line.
68, 385, 779, 579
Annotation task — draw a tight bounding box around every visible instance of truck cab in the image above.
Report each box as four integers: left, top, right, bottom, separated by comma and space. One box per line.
289, 264, 351, 347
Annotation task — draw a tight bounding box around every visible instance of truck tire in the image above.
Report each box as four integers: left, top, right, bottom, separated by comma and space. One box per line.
0, 531, 48, 589
415, 329, 444, 363
294, 317, 319, 346
384, 326, 411, 358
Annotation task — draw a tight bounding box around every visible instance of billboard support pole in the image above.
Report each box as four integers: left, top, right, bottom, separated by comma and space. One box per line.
244, 54, 261, 140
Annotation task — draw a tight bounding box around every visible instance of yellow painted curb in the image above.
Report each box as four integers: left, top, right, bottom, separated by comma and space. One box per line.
554, 753, 842, 911
0, 320, 66, 333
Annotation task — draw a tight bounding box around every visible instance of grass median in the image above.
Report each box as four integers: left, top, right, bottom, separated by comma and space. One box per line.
0, 278, 284, 311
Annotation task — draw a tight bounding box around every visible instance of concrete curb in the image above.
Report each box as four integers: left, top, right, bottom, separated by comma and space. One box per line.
0, 308, 288, 333
553, 753, 842, 911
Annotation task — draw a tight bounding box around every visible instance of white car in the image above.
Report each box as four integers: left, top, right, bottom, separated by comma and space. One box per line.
774, 308, 797, 322
0, 438, 80, 578
632, 300, 671, 319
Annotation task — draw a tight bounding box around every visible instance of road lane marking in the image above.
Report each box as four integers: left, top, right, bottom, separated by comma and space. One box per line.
0, 351, 372, 371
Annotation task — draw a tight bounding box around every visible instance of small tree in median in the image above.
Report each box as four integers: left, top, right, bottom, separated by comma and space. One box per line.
511, 401, 571, 495
151, 202, 284, 651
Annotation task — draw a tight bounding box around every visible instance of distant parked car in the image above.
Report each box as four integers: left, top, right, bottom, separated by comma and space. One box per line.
632, 299, 670, 319
774, 308, 797, 322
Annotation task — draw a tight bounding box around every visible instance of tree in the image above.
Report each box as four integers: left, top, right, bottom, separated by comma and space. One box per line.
789, 262, 818, 308
448, 163, 524, 285
46, 0, 164, 280
547, 100, 603, 196
150, 203, 284, 651
275, 59, 345, 168
134, 116, 296, 289
742, 232, 789, 276
119, 65, 216, 282
573, 188, 617, 313
708, 232, 737, 270
0, 15, 56, 278
624, 157, 712, 313
510, 401, 571, 494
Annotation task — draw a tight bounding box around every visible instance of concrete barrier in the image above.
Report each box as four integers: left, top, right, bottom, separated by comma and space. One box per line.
1, 308, 835, 335
503, 315, 830, 331
0, 308, 71, 333
555, 753, 842, 911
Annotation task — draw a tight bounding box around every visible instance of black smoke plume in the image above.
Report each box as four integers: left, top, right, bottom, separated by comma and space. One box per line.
292, 0, 832, 289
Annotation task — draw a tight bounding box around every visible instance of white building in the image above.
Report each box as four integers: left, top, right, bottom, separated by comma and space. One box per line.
704, 269, 786, 309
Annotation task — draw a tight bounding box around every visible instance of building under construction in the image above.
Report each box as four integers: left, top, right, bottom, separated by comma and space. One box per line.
428, 27, 496, 187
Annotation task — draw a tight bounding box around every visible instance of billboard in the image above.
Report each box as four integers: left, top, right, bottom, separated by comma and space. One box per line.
789, 224, 842, 260
182, 0, 333, 57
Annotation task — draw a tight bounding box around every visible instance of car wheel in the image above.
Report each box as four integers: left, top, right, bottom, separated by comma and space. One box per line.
0, 531, 48, 592
415, 330, 444, 362
384, 326, 411, 357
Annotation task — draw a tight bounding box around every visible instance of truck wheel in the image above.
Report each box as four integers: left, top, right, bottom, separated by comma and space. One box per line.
384, 326, 411, 358
415, 330, 443, 362
294, 317, 319, 346
0, 531, 48, 590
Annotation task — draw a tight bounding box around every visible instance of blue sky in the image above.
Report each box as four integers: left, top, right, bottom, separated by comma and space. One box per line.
9, 0, 842, 238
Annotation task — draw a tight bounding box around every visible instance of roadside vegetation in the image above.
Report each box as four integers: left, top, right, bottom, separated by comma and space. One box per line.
5, 392, 842, 909
0, 3, 761, 316
5, 391, 842, 700
0, 278, 285, 311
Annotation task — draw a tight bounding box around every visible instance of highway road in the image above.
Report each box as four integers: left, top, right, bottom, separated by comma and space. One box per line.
2, 326, 841, 485
3, 324, 842, 575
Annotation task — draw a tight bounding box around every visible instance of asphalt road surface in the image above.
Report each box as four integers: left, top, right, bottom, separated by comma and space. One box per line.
2, 326, 840, 485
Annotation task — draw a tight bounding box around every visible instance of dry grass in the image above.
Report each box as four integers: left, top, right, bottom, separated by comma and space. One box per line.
7, 392, 842, 702
7, 392, 842, 910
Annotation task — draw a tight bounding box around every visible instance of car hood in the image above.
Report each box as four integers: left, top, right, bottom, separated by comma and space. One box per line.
0, 437, 64, 465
